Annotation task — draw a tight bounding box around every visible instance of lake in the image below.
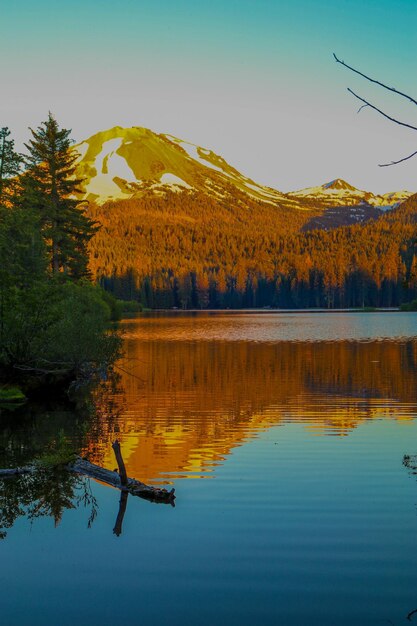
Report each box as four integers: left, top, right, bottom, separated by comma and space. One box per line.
2, 312, 417, 625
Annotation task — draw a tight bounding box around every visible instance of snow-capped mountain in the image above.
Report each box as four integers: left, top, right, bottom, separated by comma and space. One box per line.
74, 127, 414, 224
74, 126, 296, 208
288, 178, 413, 209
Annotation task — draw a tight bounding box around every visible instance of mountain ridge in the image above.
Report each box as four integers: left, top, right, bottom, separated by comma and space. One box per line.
288, 178, 412, 209
75, 126, 295, 209
69, 125, 417, 311
74, 125, 414, 212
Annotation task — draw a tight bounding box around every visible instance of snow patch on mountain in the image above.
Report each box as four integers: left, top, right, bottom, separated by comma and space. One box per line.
149, 131, 288, 204
160, 173, 192, 189
164, 135, 225, 174
95, 138, 123, 171
85, 173, 126, 199
76, 142, 89, 160
292, 182, 366, 200
244, 181, 281, 198
82, 138, 137, 199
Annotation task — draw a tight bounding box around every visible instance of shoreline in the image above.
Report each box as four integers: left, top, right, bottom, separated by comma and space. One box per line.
145, 307, 403, 314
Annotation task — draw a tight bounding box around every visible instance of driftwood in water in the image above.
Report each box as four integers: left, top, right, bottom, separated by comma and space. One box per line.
70, 456, 175, 504
112, 440, 128, 486
0, 440, 176, 506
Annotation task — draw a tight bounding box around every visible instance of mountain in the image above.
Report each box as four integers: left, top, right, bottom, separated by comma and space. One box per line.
75, 126, 299, 210
73, 125, 417, 310
288, 178, 413, 209
74, 127, 413, 218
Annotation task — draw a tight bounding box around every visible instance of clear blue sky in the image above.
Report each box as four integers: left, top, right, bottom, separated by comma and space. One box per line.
1, 0, 416, 192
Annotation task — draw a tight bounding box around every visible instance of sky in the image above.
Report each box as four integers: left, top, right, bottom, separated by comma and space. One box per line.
1, 0, 416, 193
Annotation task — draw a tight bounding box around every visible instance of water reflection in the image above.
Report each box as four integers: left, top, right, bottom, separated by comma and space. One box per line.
2, 314, 417, 625
0, 471, 98, 539
3, 315, 417, 530
0, 381, 124, 538
123, 311, 417, 342
85, 318, 417, 484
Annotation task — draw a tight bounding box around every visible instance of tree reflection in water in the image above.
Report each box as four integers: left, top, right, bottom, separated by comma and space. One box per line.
0, 373, 126, 539
0, 470, 98, 539
3, 336, 417, 537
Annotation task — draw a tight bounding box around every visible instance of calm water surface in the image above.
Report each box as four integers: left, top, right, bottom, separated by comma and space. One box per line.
2, 312, 417, 625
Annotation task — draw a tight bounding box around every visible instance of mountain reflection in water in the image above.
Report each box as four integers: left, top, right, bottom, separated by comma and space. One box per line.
2, 313, 417, 626
84, 314, 417, 485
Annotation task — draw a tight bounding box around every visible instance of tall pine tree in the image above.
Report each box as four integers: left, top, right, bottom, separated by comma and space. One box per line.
0, 127, 22, 206
24, 113, 96, 278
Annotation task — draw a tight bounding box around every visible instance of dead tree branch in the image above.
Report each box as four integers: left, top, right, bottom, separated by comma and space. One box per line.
347, 88, 417, 132
333, 53, 417, 106
334, 52, 417, 166
379, 149, 417, 167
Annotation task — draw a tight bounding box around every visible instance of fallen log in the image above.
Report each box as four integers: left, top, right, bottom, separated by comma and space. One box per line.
70, 456, 175, 504
0, 440, 176, 506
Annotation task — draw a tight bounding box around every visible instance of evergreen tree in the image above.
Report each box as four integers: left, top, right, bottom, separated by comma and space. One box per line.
0, 127, 22, 206
24, 113, 96, 278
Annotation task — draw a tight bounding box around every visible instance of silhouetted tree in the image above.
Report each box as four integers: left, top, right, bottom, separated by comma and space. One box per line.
24, 113, 96, 277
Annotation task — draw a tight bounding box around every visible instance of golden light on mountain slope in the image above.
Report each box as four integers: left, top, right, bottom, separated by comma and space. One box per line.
74, 126, 292, 206
74, 126, 413, 212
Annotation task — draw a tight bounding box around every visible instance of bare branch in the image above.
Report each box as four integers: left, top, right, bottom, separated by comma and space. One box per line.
347, 88, 417, 132
333, 53, 417, 106
379, 149, 417, 167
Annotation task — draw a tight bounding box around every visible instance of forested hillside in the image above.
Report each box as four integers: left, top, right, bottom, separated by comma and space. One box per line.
88, 191, 417, 309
